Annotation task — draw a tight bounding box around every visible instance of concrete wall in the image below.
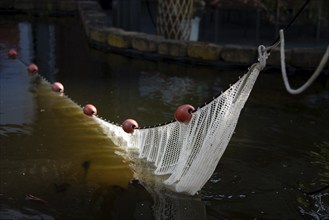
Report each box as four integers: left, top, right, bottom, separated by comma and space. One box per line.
1, 0, 328, 69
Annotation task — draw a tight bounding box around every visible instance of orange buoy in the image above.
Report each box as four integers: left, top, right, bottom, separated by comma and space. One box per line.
174, 104, 195, 123
83, 104, 97, 116
122, 119, 139, 134
51, 82, 64, 93
27, 63, 38, 75
8, 49, 18, 59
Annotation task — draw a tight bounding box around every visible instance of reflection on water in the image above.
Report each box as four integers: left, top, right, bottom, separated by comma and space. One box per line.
0, 17, 328, 219
139, 71, 197, 105
0, 75, 134, 218
0, 63, 34, 135
311, 142, 329, 184
18, 22, 34, 65
0, 207, 55, 220
298, 141, 329, 219
0, 22, 34, 136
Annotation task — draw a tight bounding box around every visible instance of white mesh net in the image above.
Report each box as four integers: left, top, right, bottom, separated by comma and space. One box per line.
125, 152, 207, 220
156, 0, 194, 40
94, 62, 263, 195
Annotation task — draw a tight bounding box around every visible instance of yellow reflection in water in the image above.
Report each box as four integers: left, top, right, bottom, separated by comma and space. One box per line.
311, 141, 329, 183
0, 76, 134, 200
36, 77, 134, 187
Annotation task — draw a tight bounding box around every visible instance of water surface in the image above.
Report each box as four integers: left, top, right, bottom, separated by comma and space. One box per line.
0, 17, 328, 219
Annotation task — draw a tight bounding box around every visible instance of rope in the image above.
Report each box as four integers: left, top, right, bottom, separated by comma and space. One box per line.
138, 0, 312, 129
265, 0, 327, 95
258, 45, 269, 69
233, 45, 269, 104
270, 0, 311, 50
264, 40, 281, 53
140, 44, 269, 129
279, 30, 329, 95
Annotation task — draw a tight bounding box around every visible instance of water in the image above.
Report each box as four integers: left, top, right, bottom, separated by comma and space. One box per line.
0, 17, 328, 219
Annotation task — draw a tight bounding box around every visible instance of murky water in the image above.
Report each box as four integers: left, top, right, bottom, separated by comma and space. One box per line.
0, 17, 328, 219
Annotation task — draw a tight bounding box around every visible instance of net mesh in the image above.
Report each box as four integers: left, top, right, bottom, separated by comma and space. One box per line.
156, 0, 194, 40
126, 152, 207, 220
94, 63, 262, 195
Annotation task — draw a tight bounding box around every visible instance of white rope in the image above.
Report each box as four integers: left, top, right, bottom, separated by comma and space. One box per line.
264, 40, 281, 53
258, 45, 269, 70
279, 29, 329, 95
233, 45, 268, 104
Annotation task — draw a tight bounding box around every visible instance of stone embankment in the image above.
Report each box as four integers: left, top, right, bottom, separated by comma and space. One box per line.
1, 0, 328, 69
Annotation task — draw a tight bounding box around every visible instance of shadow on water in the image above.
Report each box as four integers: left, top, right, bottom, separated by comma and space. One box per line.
0, 16, 328, 219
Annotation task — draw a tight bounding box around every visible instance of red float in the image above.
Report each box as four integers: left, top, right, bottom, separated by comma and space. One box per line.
174, 104, 195, 123
122, 119, 139, 134
8, 49, 18, 59
27, 63, 38, 75
51, 82, 64, 93
83, 104, 97, 116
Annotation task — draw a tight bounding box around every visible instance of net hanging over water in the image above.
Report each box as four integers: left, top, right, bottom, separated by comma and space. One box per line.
94, 46, 269, 195
156, 0, 194, 40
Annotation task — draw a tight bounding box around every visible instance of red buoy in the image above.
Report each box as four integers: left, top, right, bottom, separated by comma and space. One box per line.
174, 104, 195, 123
27, 63, 38, 75
51, 82, 64, 93
122, 119, 139, 134
83, 104, 97, 116
8, 49, 18, 59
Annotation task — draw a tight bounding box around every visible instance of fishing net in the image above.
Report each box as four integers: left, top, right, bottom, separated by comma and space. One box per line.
126, 152, 208, 220
156, 0, 194, 40
94, 46, 269, 195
